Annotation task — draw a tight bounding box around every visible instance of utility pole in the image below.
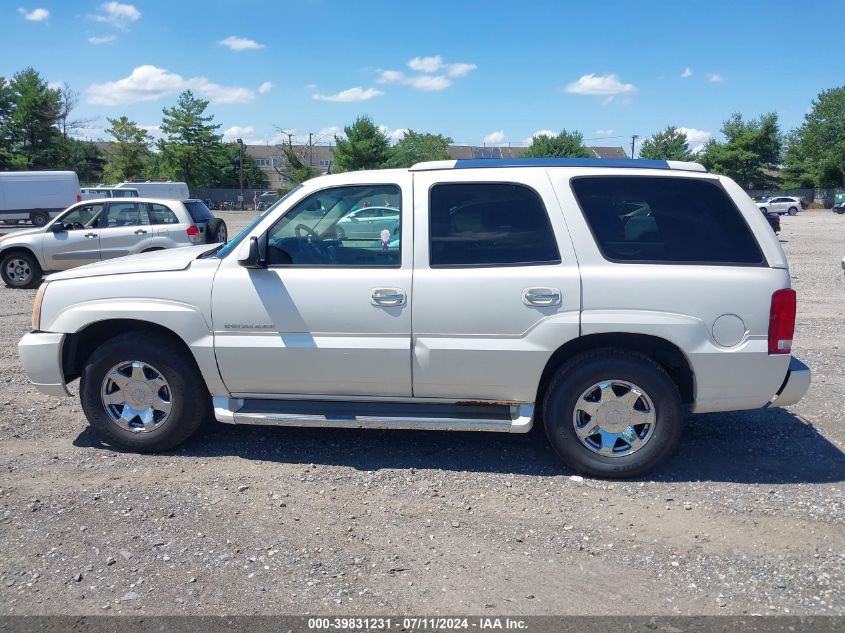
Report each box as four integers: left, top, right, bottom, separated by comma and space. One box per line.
237, 138, 244, 210
308, 132, 313, 167
630, 134, 639, 159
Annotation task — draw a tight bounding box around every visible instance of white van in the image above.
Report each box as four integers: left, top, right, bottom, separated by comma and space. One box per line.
80, 187, 140, 200
113, 181, 189, 200
0, 171, 81, 226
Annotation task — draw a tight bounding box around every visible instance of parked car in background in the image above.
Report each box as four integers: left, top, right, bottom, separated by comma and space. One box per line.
0, 171, 81, 227
113, 181, 189, 200
833, 193, 845, 214
17, 158, 810, 478
0, 198, 226, 288
756, 196, 801, 216
81, 187, 140, 200
762, 208, 780, 234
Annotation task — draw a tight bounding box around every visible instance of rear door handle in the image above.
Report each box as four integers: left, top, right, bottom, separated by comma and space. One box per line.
134, 229, 147, 235
370, 288, 406, 306
84, 233, 98, 239
523, 287, 561, 306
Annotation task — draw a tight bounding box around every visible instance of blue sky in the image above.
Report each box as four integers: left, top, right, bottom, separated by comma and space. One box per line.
2, 0, 843, 153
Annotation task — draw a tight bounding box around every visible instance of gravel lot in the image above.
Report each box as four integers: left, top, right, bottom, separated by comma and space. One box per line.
0, 209, 843, 616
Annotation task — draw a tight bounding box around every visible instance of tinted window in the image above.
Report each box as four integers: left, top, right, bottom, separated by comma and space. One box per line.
571, 176, 764, 265
184, 201, 214, 223
265, 184, 401, 267
59, 204, 104, 230
429, 183, 560, 267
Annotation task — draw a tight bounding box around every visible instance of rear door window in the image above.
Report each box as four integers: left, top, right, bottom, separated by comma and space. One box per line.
101, 202, 148, 227
147, 203, 180, 225
428, 182, 560, 267
570, 176, 765, 265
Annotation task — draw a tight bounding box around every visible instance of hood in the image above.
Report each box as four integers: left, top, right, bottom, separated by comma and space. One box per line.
46, 244, 217, 281
0, 227, 45, 242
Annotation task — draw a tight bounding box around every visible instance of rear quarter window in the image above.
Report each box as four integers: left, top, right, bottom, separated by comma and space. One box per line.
570, 176, 765, 266
183, 201, 214, 223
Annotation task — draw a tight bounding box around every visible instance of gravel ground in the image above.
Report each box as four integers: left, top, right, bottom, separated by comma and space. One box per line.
0, 209, 842, 616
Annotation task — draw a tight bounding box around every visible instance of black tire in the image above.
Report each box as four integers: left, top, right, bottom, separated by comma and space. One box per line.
787, 207, 798, 216
0, 250, 43, 289
206, 218, 228, 243
542, 348, 684, 478
79, 333, 210, 452
30, 211, 49, 227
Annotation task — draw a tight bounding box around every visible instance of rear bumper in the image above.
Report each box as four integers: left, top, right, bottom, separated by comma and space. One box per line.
770, 356, 811, 407
18, 331, 70, 397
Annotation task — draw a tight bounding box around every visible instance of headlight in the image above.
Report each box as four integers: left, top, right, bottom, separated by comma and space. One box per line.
31, 282, 48, 331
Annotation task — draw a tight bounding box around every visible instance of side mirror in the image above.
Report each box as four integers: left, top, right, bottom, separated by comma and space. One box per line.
237, 236, 267, 269
48, 223, 66, 233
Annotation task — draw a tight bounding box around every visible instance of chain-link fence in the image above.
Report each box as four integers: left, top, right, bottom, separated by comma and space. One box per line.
191, 188, 280, 210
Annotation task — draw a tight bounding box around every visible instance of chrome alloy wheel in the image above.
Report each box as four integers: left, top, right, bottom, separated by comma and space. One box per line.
4, 258, 32, 285
572, 380, 656, 457
218, 225, 228, 243
100, 361, 173, 433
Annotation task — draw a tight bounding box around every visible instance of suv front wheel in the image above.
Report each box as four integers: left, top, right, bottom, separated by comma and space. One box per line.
543, 349, 683, 478
80, 333, 210, 452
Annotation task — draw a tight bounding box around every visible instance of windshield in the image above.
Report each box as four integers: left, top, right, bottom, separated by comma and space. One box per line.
214, 185, 304, 259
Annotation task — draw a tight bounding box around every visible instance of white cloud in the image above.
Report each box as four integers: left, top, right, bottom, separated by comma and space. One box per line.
379, 125, 408, 143
523, 130, 555, 143
484, 130, 508, 145
222, 126, 255, 142
139, 124, 163, 140
219, 36, 265, 51
565, 73, 636, 96
47, 80, 65, 90
595, 128, 614, 136
408, 55, 443, 73
677, 126, 712, 153
19, 7, 49, 21
258, 81, 274, 94
86, 64, 255, 105
88, 35, 116, 44
446, 62, 477, 78
406, 75, 451, 91
377, 70, 406, 84
91, 2, 140, 30
311, 86, 383, 102
707, 72, 724, 82
681, 67, 693, 78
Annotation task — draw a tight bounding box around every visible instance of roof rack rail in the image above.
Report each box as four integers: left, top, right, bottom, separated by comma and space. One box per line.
122, 178, 175, 183
410, 158, 708, 173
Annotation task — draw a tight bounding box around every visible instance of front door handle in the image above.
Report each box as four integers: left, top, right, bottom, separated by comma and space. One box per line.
523, 287, 561, 307
371, 288, 406, 307
84, 232, 98, 239
134, 229, 147, 235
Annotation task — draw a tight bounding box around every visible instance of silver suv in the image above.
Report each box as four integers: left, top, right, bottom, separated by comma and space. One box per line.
18, 159, 811, 477
0, 198, 227, 288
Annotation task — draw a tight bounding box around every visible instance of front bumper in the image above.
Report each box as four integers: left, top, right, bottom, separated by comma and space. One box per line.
770, 356, 811, 407
18, 331, 70, 397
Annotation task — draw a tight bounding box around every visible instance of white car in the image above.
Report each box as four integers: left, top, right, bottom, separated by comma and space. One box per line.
755, 196, 801, 216
18, 158, 811, 478
0, 198, 227, 288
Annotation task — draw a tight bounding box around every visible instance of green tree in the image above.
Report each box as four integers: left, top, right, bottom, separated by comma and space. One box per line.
638, 126, 694, 161
210, 143, 269, 188
158, 90, 223, 188
63, 138, 105, 184
104, 116, 152, 181
782, 86, 845, 187
0, 76, 17, 169
522, 130, 591, 158
7, 67, 62, 169
385, 130, 452, 167
333, 115, 392, 172
280, 146, 320, 186
698, 113, 781, 188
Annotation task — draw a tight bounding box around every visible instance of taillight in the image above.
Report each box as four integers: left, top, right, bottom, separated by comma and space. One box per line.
186, 225, 200, 244
76, 195, 82, 202
768, 288, 796, 354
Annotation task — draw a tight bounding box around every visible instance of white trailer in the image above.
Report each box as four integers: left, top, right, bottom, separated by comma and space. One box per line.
113, 181, 189, 200
0, 171, 81, 226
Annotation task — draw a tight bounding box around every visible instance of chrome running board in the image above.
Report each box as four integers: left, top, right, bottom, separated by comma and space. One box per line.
212, 397, 534, 433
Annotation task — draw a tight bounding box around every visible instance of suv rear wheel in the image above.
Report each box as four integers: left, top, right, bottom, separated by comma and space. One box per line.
787, 206, 798, 216
80, 333, 210, 452
543, 349, 683, 478
206, 218, 228, 243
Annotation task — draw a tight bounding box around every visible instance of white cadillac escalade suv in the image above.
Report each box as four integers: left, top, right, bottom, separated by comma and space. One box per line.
18, 158, 811, 477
